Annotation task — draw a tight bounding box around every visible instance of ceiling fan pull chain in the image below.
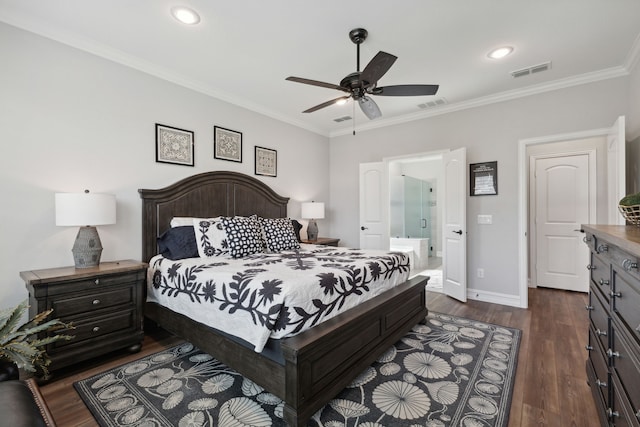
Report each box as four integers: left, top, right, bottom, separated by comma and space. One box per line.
353, 100, 356, 135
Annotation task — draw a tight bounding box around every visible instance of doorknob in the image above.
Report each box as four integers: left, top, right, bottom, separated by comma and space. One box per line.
360, 226, 368, 231
452, 230, 463, 235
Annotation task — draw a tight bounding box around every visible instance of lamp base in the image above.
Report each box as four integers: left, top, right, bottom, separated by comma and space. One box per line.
307, 219, 319, 241
72, 226, 103, 268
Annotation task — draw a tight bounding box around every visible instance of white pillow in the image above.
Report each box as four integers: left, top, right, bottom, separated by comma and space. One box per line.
171, 217, 199, 228
192, 217, 230, 257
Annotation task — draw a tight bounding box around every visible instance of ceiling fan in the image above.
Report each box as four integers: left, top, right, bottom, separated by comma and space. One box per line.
286, 28, 439, 120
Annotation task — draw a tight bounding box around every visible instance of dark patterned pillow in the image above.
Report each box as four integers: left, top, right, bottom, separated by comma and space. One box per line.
193, 217, 230, 257
291, 219, 303, 243
157, 226, 198, 260
222, 216, 265, 258
260, 217, 301, 252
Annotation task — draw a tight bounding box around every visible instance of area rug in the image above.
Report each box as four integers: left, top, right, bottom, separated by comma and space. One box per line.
75, 312, 520, 426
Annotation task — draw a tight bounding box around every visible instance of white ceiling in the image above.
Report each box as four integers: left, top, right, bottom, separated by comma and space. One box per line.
2, 0, 639, 137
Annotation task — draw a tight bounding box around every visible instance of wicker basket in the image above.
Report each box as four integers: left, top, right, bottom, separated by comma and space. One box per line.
618, 204, 640, 225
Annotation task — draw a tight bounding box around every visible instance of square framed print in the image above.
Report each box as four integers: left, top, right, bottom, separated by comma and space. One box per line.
470, 161, 498, 196
214, 126, 242, 162
155, 123, 194, 166
255, 146, 277, 177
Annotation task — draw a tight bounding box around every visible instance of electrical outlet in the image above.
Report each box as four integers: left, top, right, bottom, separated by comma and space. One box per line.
477, 268, 484, 278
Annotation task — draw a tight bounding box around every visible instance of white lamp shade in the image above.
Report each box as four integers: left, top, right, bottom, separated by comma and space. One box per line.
301, 202, 325, 219
55, 193, 116, 226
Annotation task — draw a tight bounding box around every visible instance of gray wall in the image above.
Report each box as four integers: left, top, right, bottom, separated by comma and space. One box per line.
0, 22, 330, 310
329, 76, 632, 302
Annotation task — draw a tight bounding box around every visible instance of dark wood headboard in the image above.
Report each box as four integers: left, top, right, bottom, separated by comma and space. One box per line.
139, 171, 289, 263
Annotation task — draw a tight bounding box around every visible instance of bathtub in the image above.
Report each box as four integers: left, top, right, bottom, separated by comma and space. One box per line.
390, 237, 429, 270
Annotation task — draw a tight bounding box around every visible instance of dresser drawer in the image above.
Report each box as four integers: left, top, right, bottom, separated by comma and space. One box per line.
611, 326, 640, 422
588, 328, 611, 408
611, 374, 640, 427
590, 253, 612, 303
589, 290, 610, 351
52, 309, 137, 350
51, 285, 135, 318
611, 269, 640, 346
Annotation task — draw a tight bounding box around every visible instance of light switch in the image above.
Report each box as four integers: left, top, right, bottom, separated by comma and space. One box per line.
477, 214, 493, 224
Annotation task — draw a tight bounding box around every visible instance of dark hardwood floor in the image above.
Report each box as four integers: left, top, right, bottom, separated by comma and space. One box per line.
39, 287, 599, 427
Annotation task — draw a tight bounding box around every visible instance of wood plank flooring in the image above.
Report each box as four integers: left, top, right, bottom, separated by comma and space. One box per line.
39, 287, 599, 426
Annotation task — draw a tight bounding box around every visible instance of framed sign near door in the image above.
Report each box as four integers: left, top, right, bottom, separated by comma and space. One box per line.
470, 161, 497, 196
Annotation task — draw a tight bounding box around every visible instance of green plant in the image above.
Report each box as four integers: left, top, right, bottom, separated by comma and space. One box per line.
0, 300, 74, 376
619, 192, 640, 206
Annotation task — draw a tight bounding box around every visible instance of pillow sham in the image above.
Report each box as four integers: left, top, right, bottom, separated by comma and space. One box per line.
157, 226, 198, 260
222, 215, 264, 258
170, 217, 198, 228
260, 217, 301, 252
193, 217, 230, 257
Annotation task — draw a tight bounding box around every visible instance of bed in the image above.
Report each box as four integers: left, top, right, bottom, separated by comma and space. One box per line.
139, 171, 428, 426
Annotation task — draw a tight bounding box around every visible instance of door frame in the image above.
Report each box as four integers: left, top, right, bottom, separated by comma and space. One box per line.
518, 126, 615, 308
529, 149, 596, 290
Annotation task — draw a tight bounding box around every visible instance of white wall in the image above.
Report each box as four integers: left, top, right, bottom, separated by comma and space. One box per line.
329, 77, 630, 301
0, 23, 329, 310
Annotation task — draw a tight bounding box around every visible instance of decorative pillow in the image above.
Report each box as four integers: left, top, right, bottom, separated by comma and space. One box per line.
222, 216, 265, 258
260, 217, 301, 252
157, 226, 198, 260
193, 217, 230, 257
170, 217, 199, 228
291, 219, 303, 243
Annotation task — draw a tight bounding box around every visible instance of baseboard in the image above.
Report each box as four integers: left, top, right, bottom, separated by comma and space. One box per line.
467, 288, 521, 307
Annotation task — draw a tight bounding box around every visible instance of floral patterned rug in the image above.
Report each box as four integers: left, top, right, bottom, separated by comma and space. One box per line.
74, 312, 520, 426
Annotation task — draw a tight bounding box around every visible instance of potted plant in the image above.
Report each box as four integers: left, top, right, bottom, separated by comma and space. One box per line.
619, 192, 640, 225
0, 300, 74, 380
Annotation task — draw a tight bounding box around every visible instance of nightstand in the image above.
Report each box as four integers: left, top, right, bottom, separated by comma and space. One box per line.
300, 237, 340, 247
20, 260, 147, 373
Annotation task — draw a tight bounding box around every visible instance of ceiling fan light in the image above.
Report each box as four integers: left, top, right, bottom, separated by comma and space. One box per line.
488, 46, 513, 59
336, 98, 348, 106
171, 6, 201, 25
359, 96, 382, 120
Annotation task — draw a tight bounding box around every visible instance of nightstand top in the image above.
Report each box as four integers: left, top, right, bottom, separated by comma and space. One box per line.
20, 260, 147, 285
300, 237, 340, 246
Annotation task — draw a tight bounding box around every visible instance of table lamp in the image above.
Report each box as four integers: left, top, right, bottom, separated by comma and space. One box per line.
301, 201, 325, 241
55, 191, 116, 268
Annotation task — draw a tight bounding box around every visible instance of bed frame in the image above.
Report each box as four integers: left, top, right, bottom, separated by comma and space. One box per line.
139, 171, 428, 426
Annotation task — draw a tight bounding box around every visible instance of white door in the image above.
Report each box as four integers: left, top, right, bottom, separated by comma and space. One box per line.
359, 162, 389, 250
534, 153, 594, 292
608, 116, 626, 224
442, 148, 467, 302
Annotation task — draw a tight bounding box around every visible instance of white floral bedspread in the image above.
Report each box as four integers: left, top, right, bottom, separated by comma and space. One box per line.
147, 244, 410, 352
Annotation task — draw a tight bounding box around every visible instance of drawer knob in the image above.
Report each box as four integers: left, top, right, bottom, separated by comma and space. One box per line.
596, 244, 608, 253
586, 264, 596, 270
609, 291, 621, 298
585, 345, 593, 351
606, 349, 620, 358
622, 259, 638, 270
585, 305, 594, 311
598, 278, 609, 286
92, 299, 101, 305
92, 326, 100, 333
94, 279, 100, 285
607, 408, 619, 419
596, 328, 607, 336
596, 379, 608, 388
583, 236, 592, 243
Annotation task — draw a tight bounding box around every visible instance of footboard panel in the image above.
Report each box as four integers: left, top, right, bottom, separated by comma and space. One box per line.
281, 275, 428, 426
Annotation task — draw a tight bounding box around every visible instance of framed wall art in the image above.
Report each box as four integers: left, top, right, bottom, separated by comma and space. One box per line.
255, 146, 277, 177
155, 123, 194, 166
214, 126, 242, 162
470, 161, 498, 196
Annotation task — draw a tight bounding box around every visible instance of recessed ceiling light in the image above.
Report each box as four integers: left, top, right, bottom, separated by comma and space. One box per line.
171, 6, 201, 25
487, 46, 513, 59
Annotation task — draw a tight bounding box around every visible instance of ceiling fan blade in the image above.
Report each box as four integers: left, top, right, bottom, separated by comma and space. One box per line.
286, 76, 349, 92
360, 51, 397, 86
303, 96, 351, 113
372, 84, 439, 96
358, 96, 382, 120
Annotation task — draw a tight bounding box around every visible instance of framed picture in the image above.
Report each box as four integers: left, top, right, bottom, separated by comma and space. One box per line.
155, 123, 194, 166
214, 126, 242, 162
470, 161, 498, 196
255, 146, 277, 177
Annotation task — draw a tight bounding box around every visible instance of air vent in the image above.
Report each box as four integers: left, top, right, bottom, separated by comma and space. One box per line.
510, 61, 552, 78
333, 116, 352, 122
417, 98, 447, 109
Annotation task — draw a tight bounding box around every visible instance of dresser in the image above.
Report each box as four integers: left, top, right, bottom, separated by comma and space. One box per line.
21, 260, 146, 373
582, 225, 640, 426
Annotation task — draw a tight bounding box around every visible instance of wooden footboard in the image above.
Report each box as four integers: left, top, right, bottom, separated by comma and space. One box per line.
145, 275, 427, 426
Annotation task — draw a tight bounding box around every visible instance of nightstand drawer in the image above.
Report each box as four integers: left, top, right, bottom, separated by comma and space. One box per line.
52, 285, 134, 318
53, 309, 136, 349
44, 271, 143, 297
